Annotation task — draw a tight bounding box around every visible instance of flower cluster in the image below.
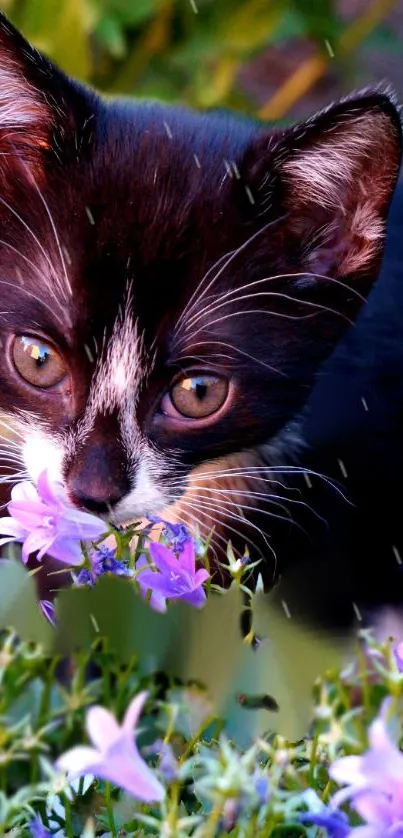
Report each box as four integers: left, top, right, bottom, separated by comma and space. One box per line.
0, 472, 211, 620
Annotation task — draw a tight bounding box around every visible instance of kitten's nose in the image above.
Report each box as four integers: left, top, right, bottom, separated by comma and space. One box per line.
66, 441, 130, 516
68, 486, 123, 515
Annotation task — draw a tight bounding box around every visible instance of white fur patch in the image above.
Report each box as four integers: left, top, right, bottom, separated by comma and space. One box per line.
113, 448, 174, 523
23, 430, 64, 484
83, 303, 145, 431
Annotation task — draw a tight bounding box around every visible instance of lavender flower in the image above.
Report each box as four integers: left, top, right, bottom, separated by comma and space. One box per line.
0, 471, 107, 566
76, 545, 133, 586
136, 540, 209, 612
56, 691, 165, 802
330, 698, 403, 836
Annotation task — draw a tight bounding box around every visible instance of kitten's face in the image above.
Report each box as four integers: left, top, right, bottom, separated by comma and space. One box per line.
0, 13, 400, 567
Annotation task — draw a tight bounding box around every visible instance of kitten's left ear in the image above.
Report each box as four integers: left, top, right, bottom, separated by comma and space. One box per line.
0, 12, 94, 181
243, 89, 402, 286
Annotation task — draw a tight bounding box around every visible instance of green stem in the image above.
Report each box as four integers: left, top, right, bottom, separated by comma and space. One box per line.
105, 782, 117, 837
202, 798, 223, 838
63, 794, 74, 838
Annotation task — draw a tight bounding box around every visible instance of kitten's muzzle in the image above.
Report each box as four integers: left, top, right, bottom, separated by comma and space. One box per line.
65, 439, 131, 517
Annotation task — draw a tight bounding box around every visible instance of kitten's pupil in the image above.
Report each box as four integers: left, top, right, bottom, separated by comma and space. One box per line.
188, 377, 208, 401
21, 337, 50, 367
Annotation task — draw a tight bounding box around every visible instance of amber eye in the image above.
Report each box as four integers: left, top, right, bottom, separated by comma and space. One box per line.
169, 374, 229, 419
12, 336, 67, 388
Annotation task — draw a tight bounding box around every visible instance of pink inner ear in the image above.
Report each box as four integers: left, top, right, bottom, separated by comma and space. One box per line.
0, 60, 52, 158
280, 109, 400, 278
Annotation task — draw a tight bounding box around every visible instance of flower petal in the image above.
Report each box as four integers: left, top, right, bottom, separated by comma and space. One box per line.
94, 751, 165, 802
47, 537, 85, 566
122, 692, 148, 739
180, 586, 207, 609
330, 755, 366, 787
177, 539, 195, 574
36, 469, 63, 508
56, 745, 101, 777
22, 529, 54, 562
86, 706, 121, 751
353, 789, 393, 827
148, 542, 181, 574
0, 517, 26, 539
10, 480, 39, 504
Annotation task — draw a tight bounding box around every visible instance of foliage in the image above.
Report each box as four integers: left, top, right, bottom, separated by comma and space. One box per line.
0, 620, 401, 835
3, 0, 398, 116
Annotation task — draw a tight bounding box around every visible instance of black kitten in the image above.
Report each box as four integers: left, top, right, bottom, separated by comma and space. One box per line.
0, 13, 400, 612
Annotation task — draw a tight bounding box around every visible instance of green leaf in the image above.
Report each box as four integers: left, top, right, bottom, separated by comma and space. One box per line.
18, 0, 92, 80
0, 559, 52, 647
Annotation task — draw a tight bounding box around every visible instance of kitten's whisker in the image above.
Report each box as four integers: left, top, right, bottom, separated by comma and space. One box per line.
187, 483, 326, 531
179, 464, 348, 501
178, 340, 286, 377
179, 493, 273, 556
180, 292, 352, 346
31, 179, 72, 300
179, 495, 276, 565
183, 271, 364, 332
0, 280, 65, 325
175, 217, 285, 333
0, 196, 65, 310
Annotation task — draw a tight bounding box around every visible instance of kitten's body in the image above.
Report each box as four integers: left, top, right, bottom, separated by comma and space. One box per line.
272, 183, 403, 630
0, 12, 401, 630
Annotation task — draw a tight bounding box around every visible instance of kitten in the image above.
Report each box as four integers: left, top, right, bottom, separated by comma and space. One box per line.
0, 12, 401, 621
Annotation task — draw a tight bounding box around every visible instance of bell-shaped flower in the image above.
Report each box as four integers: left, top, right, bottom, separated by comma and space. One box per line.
0, 470, 107, 566
56, 692, 165, 802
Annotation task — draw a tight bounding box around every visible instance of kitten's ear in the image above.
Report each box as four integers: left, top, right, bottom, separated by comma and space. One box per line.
0, 12, 90, 179
244, 90, 402, 284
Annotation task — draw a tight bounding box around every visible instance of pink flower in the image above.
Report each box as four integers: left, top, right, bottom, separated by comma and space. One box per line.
0, 471, 107, 566
56, 692, 165, 802
136, 540, 209, 612
330, 699, 403, 836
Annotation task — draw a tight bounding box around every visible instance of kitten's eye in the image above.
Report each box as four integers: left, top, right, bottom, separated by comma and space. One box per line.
12, 336, 67, 388
167, 374, 229, 419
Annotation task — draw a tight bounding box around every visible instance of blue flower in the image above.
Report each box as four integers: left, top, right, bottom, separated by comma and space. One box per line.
145, 516, 193, 553
299, 810, 350, 837
29, 813, 51, 837
39, 600, 57, 627
299, 790, 350, 838
76, 546, 133, 587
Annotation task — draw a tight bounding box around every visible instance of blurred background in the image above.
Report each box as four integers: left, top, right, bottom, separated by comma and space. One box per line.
1, 0, 402, 124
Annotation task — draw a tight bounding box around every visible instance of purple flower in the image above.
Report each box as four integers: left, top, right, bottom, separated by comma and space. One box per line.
330, 698, 403, 836
135, 540, 209, 612
40, 600, 57, 627
76, 545, 133, 586
29, 813, 51, 837
56, 692, 164, 802
0, 471, 107, 566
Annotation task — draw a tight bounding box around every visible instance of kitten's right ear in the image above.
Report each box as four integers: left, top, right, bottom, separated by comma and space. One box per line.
0, 12, 93, 180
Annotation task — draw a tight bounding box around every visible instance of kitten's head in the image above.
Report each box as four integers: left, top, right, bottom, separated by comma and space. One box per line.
0, 13, 400, 563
